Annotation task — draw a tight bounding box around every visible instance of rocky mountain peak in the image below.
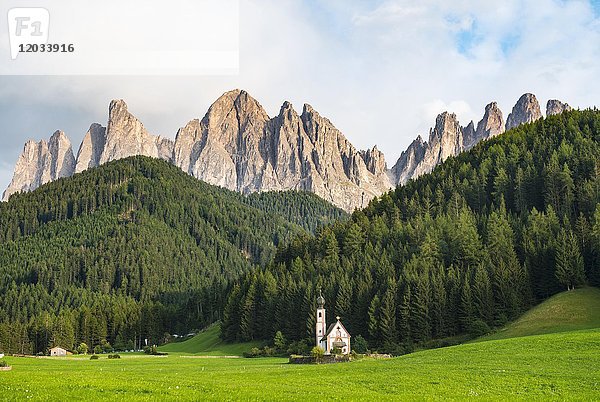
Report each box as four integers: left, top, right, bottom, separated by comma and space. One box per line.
505, 93, 542, 131
207, 89, 268, 122
400, 111, 464, 180
109, 99, 128, 113
48, 130, 75, 179
546, 99, 572, 116
434, 111, 457, 131
390, 135, 427, 185
360, 145, 388, 176
431, 112, 463, 159
4, 89, 576, 211
278, 101, 297, 120
2, 130, 75, 201
473, 101, 504, 145
462, 121, 476, 150
99, 99, 161, 165
75, 123, 107, 173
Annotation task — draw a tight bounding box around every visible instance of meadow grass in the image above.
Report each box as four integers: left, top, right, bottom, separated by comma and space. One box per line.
477, 287, 600, 342
157, 324, 261, 356
1, 328, 598, 401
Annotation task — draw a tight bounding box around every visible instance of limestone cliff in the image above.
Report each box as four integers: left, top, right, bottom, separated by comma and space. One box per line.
3, 91, 574, 210
505, 93, 542, 131
3, 131, 75, 201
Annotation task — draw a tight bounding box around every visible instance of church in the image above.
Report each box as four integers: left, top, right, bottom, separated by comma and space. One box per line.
315, 291, 351, 355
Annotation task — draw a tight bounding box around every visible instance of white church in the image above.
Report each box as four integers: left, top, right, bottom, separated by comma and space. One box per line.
315, 291, 351, 355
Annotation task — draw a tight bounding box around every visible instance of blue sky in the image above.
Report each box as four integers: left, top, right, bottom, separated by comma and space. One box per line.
1, 0, 600, 193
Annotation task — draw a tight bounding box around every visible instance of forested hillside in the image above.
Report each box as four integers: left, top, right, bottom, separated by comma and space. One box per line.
222, 109, 600, 353
0, 156, 344, 354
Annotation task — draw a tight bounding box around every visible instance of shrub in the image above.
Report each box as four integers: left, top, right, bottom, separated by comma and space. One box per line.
243, 347, 262, 358
90, 355, 100, 360
0, 360, 8, 367
143, 345, 167, 356
273, 331, 287, 354
101, 339, 113, 354
262, 346, 275, 357
93, 345, 103, 355
310, 346, 324, 361
352, 335, 369, 354
494, 313, 508, 327
350, 350, 363, 360
107, 354, 121, 359
468, 319, 491, 337
287, 339, 310, 356
77, 343, 89, 355
379, 342, 414, 356
382, 342, 404, 356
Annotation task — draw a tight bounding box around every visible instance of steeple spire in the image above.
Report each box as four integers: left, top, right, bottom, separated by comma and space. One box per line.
317, 288, 325, 308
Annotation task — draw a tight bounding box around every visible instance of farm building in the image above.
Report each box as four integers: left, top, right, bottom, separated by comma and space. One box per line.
50, 347, 67, 357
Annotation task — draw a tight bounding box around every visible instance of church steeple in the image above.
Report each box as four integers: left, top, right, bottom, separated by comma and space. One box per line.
315, 289, 327, 350
317, 289, 325, 309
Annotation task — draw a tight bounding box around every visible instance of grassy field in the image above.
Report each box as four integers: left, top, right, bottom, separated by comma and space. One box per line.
477, 287, 600, 342
1, 328, 599, 400
157, 324, 261, 356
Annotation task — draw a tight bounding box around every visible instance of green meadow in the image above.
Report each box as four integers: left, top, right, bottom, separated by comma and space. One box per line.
1, 289, 599, 400
157, 324, 261, 356
476, 287, 600, 342
1, 328, 599, 401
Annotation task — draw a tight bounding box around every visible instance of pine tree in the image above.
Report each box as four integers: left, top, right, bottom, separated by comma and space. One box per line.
591, 206, 600, 286
458, 273, 474, 332
555, 230, 586, 290
522, 207, 560, 298
409, 274, 431, 343
342, 223, 363, 258
221, 284, 241, 341
486, 203, 527, 319
335, 276, 352, 326
471, 263, 493, 324
239, 282, 257, 341
397, 284, 411, 344
367, 295, 381, 346
379, 280, 398, 346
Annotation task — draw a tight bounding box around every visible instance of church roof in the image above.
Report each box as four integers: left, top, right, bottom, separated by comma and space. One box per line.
320, 319, 351, 341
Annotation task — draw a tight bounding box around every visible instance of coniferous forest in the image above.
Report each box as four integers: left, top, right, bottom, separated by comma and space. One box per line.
0, 157, 344, 354
1, 109, 599, 356
221, 109, 600, 353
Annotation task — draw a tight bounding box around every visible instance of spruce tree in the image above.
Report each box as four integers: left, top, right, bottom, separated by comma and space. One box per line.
379, 280, 398, 346
555, 230, 586, 290
367, 295, 381, 346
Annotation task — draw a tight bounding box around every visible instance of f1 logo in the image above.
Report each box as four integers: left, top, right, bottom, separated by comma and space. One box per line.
7, 8, 50, 60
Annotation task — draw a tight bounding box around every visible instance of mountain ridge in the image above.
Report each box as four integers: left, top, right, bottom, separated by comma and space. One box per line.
2, 90, 573, 209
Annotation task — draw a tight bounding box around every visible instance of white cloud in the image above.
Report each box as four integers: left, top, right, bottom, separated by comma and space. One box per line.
1, 0, 599, 192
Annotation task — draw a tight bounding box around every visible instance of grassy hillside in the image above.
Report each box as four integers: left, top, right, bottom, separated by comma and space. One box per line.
477, 287, 600, 342
1, 329, 598, 400
158, 324, 261, 356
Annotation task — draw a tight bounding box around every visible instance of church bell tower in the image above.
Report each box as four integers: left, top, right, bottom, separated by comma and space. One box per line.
316, 290, 326, 350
